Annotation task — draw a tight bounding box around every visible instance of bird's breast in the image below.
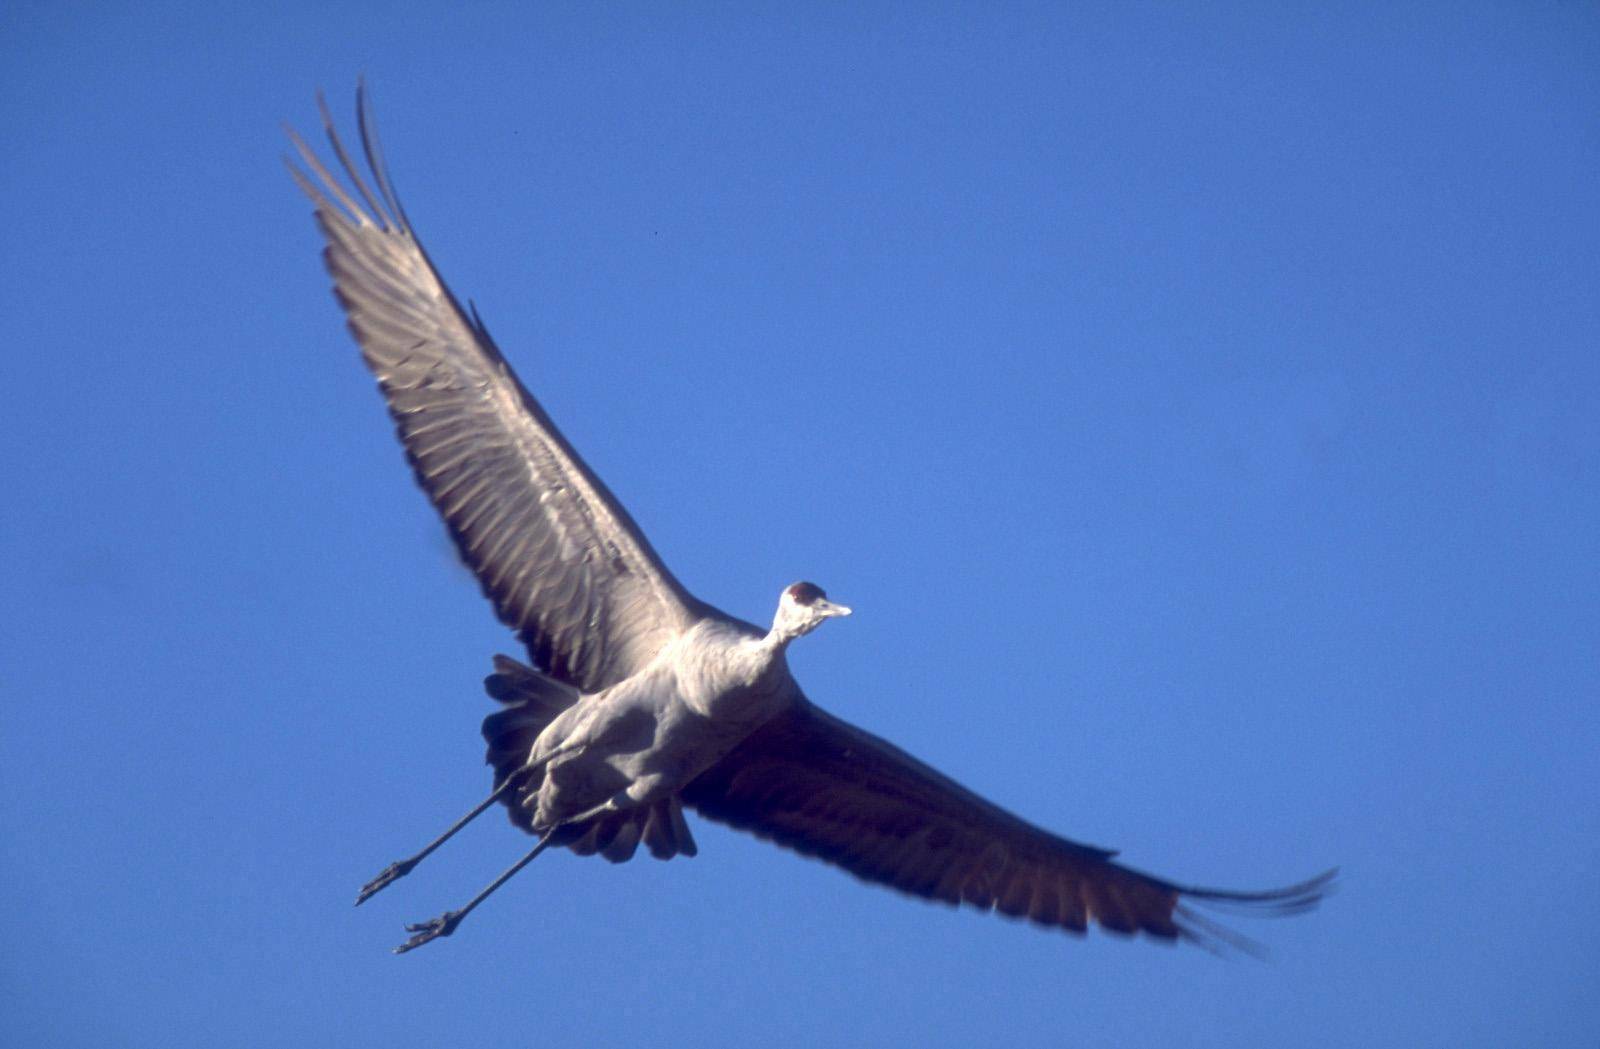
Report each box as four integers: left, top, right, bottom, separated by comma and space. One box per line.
665, 621, 792, 726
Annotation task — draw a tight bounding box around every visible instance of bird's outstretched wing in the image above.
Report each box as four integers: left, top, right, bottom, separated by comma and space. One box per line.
287, 88, 707, 691
683, 700, 1334, 951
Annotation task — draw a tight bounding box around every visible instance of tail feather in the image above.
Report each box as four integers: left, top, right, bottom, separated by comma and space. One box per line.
642, 797, 698, 860
642, 803, 674, 859
481, 654, 579, 832
480, 655, 698, 861
561, 800, 697, 863
485, 653, 578, 712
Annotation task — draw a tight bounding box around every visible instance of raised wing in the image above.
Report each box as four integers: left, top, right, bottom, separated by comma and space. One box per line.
287, 88, 707, 691
683, 700, 1334, 950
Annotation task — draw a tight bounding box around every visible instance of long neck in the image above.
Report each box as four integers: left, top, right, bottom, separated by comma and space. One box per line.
764, 603, 811, 650
760, 623, 797, 652
720, 625, 787, 691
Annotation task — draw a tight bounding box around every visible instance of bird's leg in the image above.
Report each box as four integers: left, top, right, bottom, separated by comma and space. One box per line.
356, 751, 566, 905
391, 795, 626, 953
392, 832, 555, 954
558, 796, 626, 826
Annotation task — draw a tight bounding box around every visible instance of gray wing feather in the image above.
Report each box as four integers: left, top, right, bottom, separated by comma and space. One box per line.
288, 88, 706, 690
682, 699, 1335, 950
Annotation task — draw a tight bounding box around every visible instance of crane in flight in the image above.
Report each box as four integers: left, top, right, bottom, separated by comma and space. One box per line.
287, 87, 1333, 956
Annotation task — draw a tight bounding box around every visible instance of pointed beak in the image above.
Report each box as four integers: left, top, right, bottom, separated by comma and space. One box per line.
817, 599, 852, 618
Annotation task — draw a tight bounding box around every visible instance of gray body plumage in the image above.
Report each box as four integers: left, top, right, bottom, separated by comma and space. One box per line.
289, 87, 1333, 953
523, 619, 795, 836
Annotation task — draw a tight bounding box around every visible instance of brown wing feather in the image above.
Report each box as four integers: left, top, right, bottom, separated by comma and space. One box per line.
683, 700, 1334, 949
287, 88, 707, 690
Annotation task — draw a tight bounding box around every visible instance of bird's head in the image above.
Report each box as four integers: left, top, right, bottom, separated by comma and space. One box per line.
771, 581, 852, 643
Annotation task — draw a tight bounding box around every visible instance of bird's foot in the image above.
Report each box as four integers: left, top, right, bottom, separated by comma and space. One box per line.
356, 858, 417, 906
393, 910, 462, 954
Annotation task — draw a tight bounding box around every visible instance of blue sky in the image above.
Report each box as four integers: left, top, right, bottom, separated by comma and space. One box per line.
3, 3, 1597, 1046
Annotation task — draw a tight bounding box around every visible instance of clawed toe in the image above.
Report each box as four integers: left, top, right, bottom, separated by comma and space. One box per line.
393, 910, 462, 954
356, 859, 417, 905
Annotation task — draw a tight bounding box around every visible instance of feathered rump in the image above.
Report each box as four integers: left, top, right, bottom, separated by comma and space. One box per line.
482, 654, 698, 862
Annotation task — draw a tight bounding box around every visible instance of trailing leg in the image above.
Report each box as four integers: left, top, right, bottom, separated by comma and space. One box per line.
356, 746, 574, 905
392, 831, 555, 953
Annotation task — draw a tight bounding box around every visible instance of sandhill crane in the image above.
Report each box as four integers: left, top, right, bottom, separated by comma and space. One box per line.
287, 87, 1332, 955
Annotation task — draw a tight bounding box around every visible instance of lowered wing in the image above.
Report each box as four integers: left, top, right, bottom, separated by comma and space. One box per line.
683, 699, 1334, 950
287, 88, 706, 691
